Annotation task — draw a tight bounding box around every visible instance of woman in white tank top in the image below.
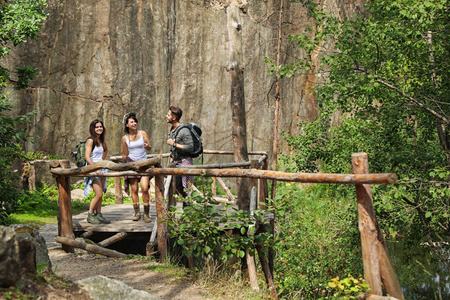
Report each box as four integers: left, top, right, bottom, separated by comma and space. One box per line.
85, 119, 110, 224
122, 112, 152, 223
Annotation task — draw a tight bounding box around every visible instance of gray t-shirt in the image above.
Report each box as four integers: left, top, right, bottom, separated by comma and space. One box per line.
169, 125, 194, 159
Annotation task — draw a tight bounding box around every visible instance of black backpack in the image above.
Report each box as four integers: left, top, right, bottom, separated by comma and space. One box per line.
72, 137, 92, 167
174, 123, 203, 158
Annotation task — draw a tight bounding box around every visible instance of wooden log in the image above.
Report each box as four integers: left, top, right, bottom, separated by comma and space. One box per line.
251, 160, 259, 208
202, 150, 268, 156
227, 4, 250, 211
212, 177, 217, 197
178, 161, 251, 169
97, 232, 128, 248
110, 153, 170, 162
246, 250, 259, 291
259, 157, 269, 209
256, 245, 278, 299
141, 168, 398, 185
216, 177, 235, 202
114, 177, 123, 204
55, 237, 126, 258
49, 167, 398, 186
155, 174, 167, 261
258, 155, 267, 166
352, 153, 404, 300
246, 186, 259, 291
146, 219, 158, 256
49, 160, 61, 168
50, 158, 161, 175
164, 175, 172, 200
81, 231, 94, 239
211, 196, 235, 204
56, 161, 74, 253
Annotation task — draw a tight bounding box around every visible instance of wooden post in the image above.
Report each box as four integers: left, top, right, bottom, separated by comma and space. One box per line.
212, 177, 217, 197
256, 245, 278, 299
227, 4, 250, 211
114, 177, 123, 204
352, 153, 404, 299
56, 160, 75, 253
246, 186, 259, 291
259, 157, 269, 208
155, 173, 167, 261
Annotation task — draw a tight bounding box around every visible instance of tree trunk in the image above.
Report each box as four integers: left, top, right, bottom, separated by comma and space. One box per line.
227, 4, 250, 210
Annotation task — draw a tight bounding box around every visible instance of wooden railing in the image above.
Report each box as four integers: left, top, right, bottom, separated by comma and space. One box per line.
50, 151, 404, 300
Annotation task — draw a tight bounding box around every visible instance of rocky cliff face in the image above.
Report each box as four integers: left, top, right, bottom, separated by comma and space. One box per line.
8, 0, 365, 163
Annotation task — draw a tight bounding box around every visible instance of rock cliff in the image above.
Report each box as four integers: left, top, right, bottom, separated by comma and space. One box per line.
8, 0, 365, 163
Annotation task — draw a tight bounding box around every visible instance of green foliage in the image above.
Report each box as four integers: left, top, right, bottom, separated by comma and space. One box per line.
272, 184, 363, 299
0, 97, 32, 224
328, 275, 370, 299
269, 0, 450, 273
167, 191, 274, 263
0, 0, 48, 225
21, 151, 63, 160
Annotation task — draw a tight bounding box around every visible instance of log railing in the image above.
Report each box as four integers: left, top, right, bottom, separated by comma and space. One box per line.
50, 151, 404, 300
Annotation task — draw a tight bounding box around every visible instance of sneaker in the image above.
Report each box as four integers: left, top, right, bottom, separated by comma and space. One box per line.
87, 212, 101, 224
96, 212, 111, 224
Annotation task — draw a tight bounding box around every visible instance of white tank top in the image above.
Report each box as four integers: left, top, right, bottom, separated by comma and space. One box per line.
126, 132, 147, 161
90, 142, 104, 163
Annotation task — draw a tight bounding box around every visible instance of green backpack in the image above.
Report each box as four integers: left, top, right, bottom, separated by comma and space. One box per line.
72, 137, 92, 167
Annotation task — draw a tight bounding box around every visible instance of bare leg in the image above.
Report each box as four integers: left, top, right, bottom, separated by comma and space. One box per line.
140, 176, 150, 203
89, 180, 103, 212
129, 178, 140, 204
95, 178, 106, 212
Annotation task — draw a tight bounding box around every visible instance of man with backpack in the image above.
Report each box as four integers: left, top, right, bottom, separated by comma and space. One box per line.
166, 106, 199, 201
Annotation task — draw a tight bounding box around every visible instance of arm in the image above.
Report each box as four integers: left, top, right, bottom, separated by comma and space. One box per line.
122, 135, 129, 161
141, 131, 152, 151
167, 128, 194, 153
178, 128, 194, 153
85, 138, 95, 165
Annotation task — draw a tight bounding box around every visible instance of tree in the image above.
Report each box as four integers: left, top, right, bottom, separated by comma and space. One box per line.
0, 0, 48, 224
226, 2, 251, 210
270, 0, 450, 269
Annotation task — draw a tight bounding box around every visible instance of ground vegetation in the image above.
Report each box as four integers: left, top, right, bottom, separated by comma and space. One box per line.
0, 0, 48, 225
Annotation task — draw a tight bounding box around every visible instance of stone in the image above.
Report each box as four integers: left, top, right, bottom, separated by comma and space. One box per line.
77, 275, 160, 300
10, 224, 52, 273
0, 226, 20, 287
71, 188, 86, 200
0, 225, 52, 288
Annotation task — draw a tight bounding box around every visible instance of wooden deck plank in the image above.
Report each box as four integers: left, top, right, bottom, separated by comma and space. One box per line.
72, 203, 274, 233
73, 203, 162, 233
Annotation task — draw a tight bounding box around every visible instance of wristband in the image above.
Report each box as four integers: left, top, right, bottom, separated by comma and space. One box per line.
173, 142, 177, 148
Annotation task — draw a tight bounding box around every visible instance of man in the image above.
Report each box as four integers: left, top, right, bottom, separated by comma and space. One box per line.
166, 106, 194, 201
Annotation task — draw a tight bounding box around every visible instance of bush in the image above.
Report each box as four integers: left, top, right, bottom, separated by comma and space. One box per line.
272, 183, 364, 299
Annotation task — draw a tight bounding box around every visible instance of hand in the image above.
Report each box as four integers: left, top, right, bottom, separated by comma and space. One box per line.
167, 139, 175, 146
96, 170, 104, 176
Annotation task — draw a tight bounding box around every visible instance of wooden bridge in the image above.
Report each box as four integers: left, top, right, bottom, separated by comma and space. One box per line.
50, 151, 404, 299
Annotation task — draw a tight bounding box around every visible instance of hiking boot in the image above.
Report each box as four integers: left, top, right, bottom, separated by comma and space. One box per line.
132, 204, 141, 221
143, 204, 151, 223
87, 212, 101, 224
96, 212, 111, 224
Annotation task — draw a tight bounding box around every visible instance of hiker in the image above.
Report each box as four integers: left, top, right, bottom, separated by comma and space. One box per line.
166, 106, 194, 202
85, 119, 110, 224
122, 112, 152, 222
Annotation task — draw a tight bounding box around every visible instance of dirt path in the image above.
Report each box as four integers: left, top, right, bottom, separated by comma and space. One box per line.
39, 224, 210, 300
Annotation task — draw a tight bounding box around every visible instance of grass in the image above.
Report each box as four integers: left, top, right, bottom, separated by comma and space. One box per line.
10, 178, 134, 226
